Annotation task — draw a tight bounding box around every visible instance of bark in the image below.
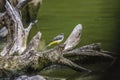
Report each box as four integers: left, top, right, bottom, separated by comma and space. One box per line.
0, 0, 114, 78
0, 0, 30, 21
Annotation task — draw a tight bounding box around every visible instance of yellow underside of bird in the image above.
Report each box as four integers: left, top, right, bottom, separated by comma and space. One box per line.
48, 40, 62, 46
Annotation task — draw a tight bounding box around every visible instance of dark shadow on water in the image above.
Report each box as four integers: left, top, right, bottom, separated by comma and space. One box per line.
112, 0, 120, 54
66, 58, 120, 80
99, 0, 120, 80
101, 59, 120, 80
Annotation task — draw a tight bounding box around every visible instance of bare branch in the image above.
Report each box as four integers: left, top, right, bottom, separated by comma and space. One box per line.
0, 0, 32, 24
25, 20, 38, 34
64, 43, 114, 59
23, 32, 42, 55
5, 0, 22, 24
0, 0, 34, 56
64, 24, 82, 51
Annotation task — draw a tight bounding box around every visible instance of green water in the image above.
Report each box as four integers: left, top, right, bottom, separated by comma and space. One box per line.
31, 0, 120, 53
30, 0, 120, 80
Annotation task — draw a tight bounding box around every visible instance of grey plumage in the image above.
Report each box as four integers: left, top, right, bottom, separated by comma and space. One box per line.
52, 33, 64, 41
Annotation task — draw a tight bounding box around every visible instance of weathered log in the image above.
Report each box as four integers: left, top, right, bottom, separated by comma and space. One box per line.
0, 0, 38, 56
0, 1, 91, 76
0, 0, 32, 24
0, 21, 92, 77
0, 0, 41, 25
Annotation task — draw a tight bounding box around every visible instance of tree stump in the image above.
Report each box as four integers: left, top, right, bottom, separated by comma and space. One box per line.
0, 0, 114, 79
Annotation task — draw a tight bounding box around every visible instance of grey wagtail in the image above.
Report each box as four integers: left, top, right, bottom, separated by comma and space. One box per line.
48, 33, 64, 46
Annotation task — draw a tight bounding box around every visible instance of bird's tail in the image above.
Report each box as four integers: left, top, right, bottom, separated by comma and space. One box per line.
47, 41, 57, 47
42, 41, 57, 51
47, 43, 52, 47
42, 44, 51, 51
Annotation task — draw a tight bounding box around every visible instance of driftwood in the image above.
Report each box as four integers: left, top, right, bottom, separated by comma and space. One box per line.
0, 0, 114, 78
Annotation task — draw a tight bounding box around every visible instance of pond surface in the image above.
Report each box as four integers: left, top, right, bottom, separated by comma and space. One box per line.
30, 0, 120, 80
33, 0, 120, 53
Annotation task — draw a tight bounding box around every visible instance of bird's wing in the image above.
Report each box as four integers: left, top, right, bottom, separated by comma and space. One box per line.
53, 35, 63, 41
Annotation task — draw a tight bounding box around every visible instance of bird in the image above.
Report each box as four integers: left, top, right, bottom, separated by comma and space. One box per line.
47, 33, 64, 47
42, 33, 64, 51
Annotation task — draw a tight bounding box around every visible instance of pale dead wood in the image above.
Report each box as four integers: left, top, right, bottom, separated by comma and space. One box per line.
64, 24, 82, 51
0, 0, 38, 56
0, 0, 32, 23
